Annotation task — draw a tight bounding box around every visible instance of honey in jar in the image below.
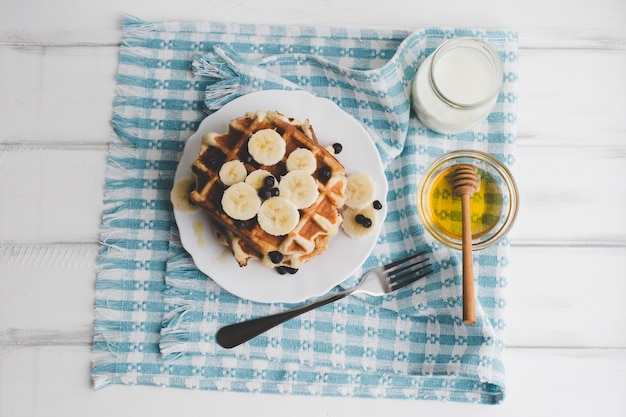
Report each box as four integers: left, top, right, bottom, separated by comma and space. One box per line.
426, 165, 503, 240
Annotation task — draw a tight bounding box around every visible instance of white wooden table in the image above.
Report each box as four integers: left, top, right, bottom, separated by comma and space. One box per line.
1, 1, 625, 415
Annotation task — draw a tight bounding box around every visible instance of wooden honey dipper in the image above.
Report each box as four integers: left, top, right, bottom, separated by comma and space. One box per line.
451, 164, 479, 325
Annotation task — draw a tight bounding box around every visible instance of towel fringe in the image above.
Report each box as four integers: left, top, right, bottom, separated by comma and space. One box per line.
91, 364, 116, 390
122, 15, 162, 37
192, 52, 238, 80
93, 69, 172, 386
159, 240, 215, 360
204, 78, 242, 110
193, 51, 244, 110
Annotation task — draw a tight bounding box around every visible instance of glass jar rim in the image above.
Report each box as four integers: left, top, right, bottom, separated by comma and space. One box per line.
428, 37, 504, 110
417, 150, 519, 250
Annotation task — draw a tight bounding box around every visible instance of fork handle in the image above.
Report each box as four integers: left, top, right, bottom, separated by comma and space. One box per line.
216, 290, 352, 349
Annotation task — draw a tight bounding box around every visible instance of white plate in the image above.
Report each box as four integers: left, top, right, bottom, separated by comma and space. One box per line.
172, 90, 387, 303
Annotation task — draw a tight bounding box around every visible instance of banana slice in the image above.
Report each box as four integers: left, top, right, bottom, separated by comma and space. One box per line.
257, 196, 300, 236
286, 147, 317, 174
278, 170, 320, 209
342, 206, 378, 238
219, 160, 247, 186
247, 128, 286, 166
345, 172, 376, 209
221, 182, 261, 220
244, 169, 273, 190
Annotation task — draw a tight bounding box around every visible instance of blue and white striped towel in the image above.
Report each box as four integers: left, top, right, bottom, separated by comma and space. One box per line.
93, 16, 518, 404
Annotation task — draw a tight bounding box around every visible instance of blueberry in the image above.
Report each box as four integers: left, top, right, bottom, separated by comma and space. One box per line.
242, 153, 254, 164
318, 166, 332, 182
332, 143, 343, 154
263, 175, 275, 187
276, 266, 298, 275
271, 187, 280, 197
258, 187, 272, 199
373, 200, 383, 210
275, 266, 299, 275
268, 251, 283, 264
234, 220, 246, 229
361, 217, 372, 228
207, 155, 220, 169
276, 164, 288, 179
355, 214, 366, 224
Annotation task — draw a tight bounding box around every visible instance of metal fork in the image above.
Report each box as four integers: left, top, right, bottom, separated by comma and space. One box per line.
216, 251, 433, 348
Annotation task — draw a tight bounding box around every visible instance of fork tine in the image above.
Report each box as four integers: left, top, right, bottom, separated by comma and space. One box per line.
387, 257, 429, 283
389, 266, 433, 291
382, 251, 433, 292
383, 251, 428, 271
388, 262, 431, 286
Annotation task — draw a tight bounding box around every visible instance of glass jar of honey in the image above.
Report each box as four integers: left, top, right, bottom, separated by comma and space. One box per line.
417, 150, 518, 250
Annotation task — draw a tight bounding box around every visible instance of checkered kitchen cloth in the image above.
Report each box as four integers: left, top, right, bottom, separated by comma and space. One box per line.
93, 16, 518, 404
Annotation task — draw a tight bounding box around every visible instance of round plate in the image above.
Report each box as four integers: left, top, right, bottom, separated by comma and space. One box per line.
172, 90, 387, 303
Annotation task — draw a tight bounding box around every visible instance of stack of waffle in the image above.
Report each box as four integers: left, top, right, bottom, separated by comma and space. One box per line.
189, 110, 347, 273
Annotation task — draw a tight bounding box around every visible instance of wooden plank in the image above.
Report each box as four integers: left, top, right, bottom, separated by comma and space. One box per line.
516, 49, 626, 146
507, 246, 626, 347
0, 47, 118, 146
510, 145, 626, 245
0, 148, 106, 243
502, 348, 626, 415
1, 345, 624, 416
1, 0, 625, 48
1, 243, 624, 348
0, 243, 97, 338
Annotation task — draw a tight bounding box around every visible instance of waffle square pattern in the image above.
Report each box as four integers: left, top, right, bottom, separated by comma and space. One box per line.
190, 110, 348, 273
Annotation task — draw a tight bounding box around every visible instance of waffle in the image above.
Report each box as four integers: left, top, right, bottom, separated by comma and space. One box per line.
189, 110, 347, 272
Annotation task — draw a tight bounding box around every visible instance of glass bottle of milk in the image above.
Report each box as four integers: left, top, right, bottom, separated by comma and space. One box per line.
411, 37, 503, 134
